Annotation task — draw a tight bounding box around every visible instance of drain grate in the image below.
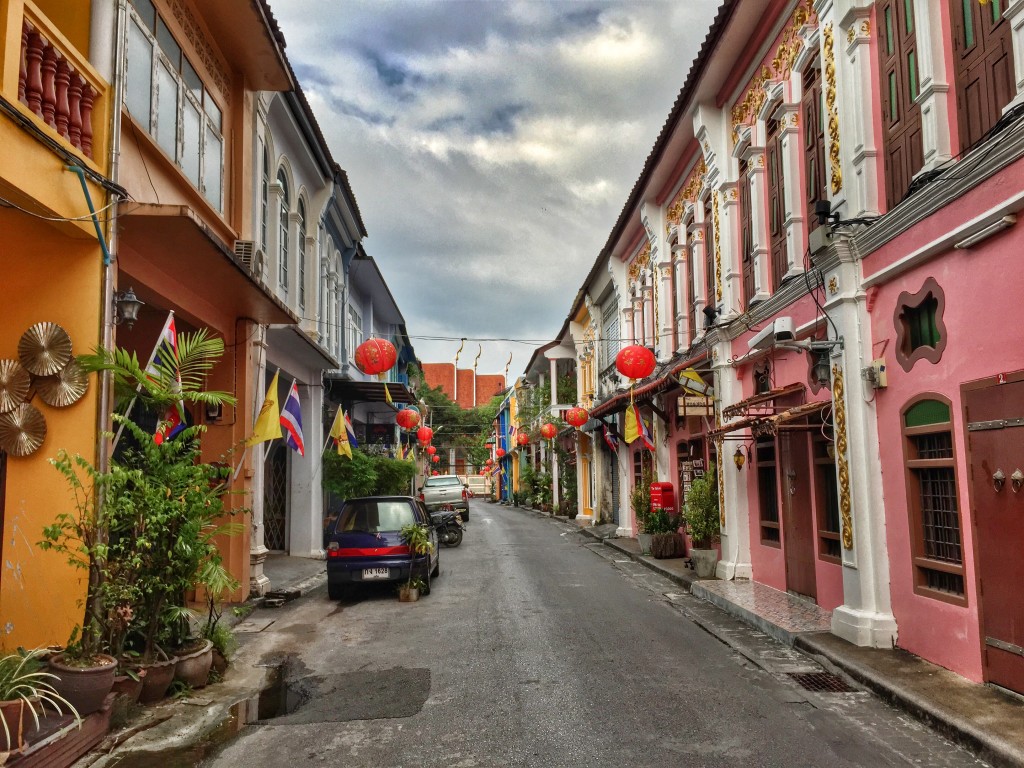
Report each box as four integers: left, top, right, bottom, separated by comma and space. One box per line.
787, 671, 857, 693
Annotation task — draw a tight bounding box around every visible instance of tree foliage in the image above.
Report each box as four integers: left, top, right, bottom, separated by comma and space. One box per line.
322, 449, 418, 499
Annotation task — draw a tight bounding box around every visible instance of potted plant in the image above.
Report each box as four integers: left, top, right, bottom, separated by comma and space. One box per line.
647, 508, 685, 559
199, 560, 240, 681
0, 649, 78, 754
399, 523, 433, 601
41, 452, 121, 716
631, 467, 654, 554
683, 467, 721, 578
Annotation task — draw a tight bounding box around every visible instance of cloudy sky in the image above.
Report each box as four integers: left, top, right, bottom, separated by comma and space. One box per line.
271, 0, 720, 382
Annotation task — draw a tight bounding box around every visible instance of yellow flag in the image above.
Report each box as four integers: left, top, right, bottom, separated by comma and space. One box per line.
329, 407, 352, 459
623, 402, 640, 445
384, 382, 393, 405
246, 371, 282, 446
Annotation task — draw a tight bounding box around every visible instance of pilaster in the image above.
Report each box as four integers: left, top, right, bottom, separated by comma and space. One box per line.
718, 181, 743, 319
1005, 0, 1024, 109
714, 343, 753, 581
821, 236, 896, 647
249, 332, 271, 597
913, 0, 954, 170
287, 382, 326, 559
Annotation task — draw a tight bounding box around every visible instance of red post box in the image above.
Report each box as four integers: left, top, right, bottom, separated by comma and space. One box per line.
649, 481, 676, 512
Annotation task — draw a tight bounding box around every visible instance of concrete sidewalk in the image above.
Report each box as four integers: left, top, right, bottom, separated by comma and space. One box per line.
576, 525, 1024, 768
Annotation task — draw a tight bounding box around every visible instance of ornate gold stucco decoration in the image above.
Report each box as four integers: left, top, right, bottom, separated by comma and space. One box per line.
718, 448, 726, 529
627, 242, 651, 284
731, 0, 817, 141
713, 191, 722, 302
832, 364, 853, 550
828, 276, 838, 294
667, 158, 708, 232
824, 23, 843, 194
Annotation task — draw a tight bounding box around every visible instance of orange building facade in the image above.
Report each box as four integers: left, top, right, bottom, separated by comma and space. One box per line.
422, 362, 504, 409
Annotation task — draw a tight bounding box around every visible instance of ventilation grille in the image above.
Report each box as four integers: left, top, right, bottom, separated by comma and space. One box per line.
786, 672, 856, 693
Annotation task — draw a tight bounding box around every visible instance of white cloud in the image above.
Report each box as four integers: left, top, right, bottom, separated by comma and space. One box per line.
270, 0, 720, 377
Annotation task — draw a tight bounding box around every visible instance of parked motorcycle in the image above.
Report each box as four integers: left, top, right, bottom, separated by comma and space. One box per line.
431, 507, 464, 548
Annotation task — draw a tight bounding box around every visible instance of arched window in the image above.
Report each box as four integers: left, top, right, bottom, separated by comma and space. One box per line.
278, 170, 289, 292
901, 396, 965, 603
297, 199, 307, 310
260, 146, 269, 249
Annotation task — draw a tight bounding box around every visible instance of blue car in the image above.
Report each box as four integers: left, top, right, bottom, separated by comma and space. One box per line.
326, 496, 439, 600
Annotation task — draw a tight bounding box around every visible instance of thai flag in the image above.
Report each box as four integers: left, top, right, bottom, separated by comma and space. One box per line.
637, 406, 656, 452
280, 380, 304, 456
153, 406, 185, 444
602, 424, 619, 452
147, 312, 186, 443
345, 412, 358, 449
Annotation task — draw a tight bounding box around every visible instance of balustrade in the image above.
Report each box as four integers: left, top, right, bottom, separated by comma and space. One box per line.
18, 18, 97, 160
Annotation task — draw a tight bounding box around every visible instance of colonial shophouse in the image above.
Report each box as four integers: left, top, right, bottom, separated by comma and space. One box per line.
532, 0, 1024, 693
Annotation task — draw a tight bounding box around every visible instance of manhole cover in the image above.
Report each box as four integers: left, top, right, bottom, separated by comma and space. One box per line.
786, 672, 857, 693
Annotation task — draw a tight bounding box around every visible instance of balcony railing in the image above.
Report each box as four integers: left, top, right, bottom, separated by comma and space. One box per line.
2, 0, 109, 167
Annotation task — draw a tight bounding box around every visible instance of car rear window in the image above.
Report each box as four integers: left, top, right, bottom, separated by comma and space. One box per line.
424, 477, 462, 487
337, 500, 417, 533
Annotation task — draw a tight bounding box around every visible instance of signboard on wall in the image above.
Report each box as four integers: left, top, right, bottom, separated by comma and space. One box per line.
678, 396, 714, 418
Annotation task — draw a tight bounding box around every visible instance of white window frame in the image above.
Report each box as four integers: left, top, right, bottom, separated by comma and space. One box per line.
125, 2, 224, 212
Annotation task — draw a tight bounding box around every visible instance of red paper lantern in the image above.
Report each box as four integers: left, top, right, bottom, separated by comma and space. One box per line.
396, 408, 420, 430
426, 445, 437, 455
516, 432, 529, 447
485, 457, 493, 465
354, 337, 397, 376
565, 407, 589, 428
432, 470, 439, 476
416, 426, 433, 444
616, 345, 656, 380
431, 455, 440, 463
540, 423, 557, 439
495, 448, 506, 458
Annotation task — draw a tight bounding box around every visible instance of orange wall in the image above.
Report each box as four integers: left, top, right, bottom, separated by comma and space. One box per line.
0, 209, 103, 652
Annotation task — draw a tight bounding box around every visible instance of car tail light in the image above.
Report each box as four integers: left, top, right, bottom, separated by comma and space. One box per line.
329, 545, 411, 558
418, 493, 425, 502
462, 488, 468, 500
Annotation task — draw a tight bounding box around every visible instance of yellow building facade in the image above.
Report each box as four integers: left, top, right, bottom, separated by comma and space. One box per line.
0, 0, 113, 650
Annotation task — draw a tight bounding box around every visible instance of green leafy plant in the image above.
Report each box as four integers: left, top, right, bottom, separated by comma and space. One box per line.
0, 649, 78, 749
630, 466, 654, 534
645, 508, 680, 535
683, 467, 721, 548
399, 523, 433, 592
408, 577, 427, 592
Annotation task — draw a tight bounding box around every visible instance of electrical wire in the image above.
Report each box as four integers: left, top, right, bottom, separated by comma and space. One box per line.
0, 193, 126, 223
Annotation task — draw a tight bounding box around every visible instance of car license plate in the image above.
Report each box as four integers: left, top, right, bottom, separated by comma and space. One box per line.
362, 568, 390, 580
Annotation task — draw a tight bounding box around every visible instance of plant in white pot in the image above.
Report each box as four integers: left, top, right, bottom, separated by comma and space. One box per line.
630, 467, 654, 554
683, 467, 721, 578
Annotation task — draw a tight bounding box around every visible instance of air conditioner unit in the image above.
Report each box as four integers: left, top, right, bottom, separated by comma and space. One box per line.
233, 239, 266, 280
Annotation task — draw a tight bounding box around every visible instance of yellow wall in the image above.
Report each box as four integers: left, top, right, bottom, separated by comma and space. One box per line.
32, 0, 90, 53
0, 208, 103, 652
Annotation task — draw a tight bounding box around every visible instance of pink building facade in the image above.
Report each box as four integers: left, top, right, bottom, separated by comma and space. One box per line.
549, 0, 1024, 693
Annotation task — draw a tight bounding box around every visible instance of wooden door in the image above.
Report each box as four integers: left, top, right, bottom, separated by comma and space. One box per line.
781, 431, 817, 599
877, 0, 923, 208
766, 118, 787, 292
951, 0, 1014, 152
965, 378, 1024, 694
739, 159, 755, 307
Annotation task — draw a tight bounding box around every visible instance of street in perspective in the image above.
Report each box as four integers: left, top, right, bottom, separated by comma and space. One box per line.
4, 1, 1024, 767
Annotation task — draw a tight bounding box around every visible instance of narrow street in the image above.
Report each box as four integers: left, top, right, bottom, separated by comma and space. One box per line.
203, 500, 987, 768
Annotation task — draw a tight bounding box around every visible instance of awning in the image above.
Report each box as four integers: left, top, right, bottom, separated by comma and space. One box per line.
721, 382, 805, 420
590, 350, 710, 419
324, 377, 416, 405
709, 398, 831, 439
266, 325, 339, 373
118, 205, 297, 326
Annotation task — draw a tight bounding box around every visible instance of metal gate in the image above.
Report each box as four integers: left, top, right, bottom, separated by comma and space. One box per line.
264, 443, 288, 552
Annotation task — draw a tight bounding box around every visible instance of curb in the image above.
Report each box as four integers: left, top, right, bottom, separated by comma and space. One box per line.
579, 529, 1024, 767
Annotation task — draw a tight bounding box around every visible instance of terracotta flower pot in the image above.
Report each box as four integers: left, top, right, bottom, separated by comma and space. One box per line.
110, 667, 147, 703
173, 640, 213, 689
0, 697, 37, 751
137, 657, 177, 705
48, 653, 117, 717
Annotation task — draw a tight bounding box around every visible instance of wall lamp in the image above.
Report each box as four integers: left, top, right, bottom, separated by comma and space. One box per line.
113, 286, 144, 330
953, 215, 1016, 250
733, 444, 751, 471
776, 337, 844, 386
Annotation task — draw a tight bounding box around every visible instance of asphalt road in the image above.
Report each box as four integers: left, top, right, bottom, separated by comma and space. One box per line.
204, 500, 987, 768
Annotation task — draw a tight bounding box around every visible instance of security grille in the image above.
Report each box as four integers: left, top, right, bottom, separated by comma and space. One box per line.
264, 444, 288, 551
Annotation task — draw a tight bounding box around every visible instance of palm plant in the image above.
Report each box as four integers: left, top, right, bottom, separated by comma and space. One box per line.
399, 523, 433, 593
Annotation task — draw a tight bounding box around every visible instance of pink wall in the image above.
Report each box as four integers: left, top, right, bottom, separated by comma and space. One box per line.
864, 186, 1024, 680
731, 294, 843, 607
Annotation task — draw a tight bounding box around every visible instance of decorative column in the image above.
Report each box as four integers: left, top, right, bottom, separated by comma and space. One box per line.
717, 181, 743, 317
688, 219, 708, 337
913, 0, 954, 170
1007, 0, 1024, 109
748, 146, 772, 301
776, 96, 808, 278
642, 276, 655, 349
672, 241, 689, 349
632, 295, 643, 346
250, 331, 271, 596
822, 235, 897, 647
714, 347, 753, 580
288, 381, 326, 558
268, 180, 285, 295
622, 303, 635, 347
